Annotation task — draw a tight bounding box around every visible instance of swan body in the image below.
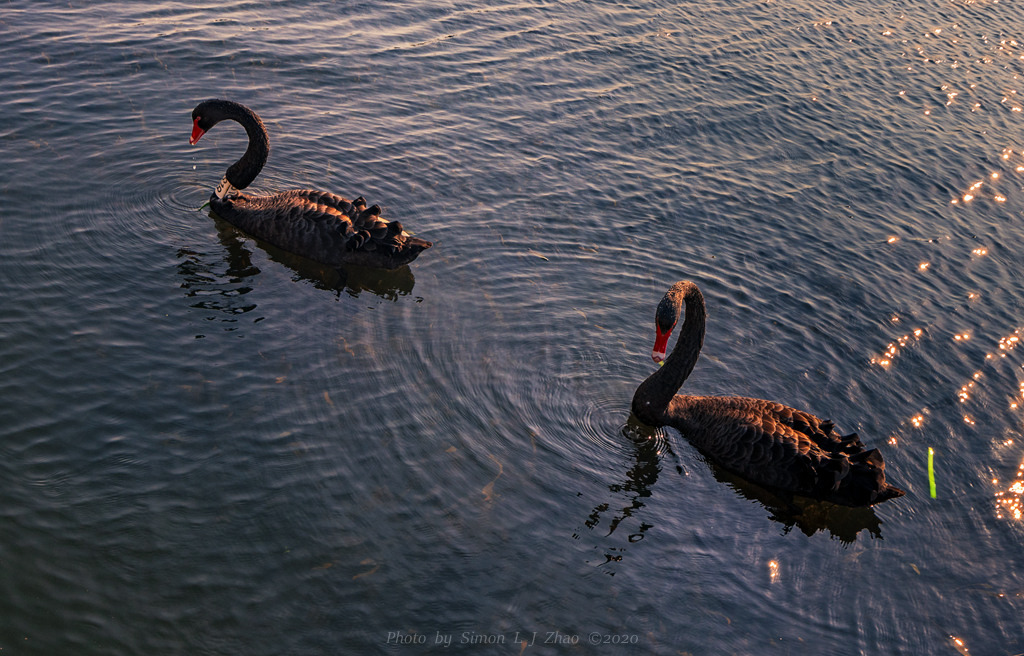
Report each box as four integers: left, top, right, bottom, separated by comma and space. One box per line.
631, 281, 905, 507
189, 99, 431, 270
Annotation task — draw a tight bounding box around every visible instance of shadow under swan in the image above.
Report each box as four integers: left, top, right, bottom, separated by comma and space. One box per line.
202, 210, 421, 300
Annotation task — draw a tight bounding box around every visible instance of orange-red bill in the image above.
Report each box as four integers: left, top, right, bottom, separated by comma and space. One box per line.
190, 117, 205, 145
652, 325, 672, 363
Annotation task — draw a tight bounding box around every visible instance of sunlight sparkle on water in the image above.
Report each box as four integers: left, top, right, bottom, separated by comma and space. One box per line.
952, 328, 1024, 414
950, 634, 971, 656
994, 458, 1024, 521
870, 328, 923, 368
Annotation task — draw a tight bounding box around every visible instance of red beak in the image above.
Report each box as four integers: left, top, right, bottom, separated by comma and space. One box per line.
189, 117, 205, 145
652, 324, 672, 363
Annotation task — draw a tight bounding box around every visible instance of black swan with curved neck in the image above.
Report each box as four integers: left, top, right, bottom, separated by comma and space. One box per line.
189, 99, 431, 270
631, 281, 905, 507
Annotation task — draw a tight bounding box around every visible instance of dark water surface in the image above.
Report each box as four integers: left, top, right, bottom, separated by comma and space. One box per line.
3, 0, 1024, 653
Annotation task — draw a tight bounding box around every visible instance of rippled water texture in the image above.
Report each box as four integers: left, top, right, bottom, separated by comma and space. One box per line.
3, 0, 1024, 654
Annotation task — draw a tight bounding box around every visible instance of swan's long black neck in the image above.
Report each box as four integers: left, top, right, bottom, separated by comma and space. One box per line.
193, 99, 269, 196
632, 281, 706, 424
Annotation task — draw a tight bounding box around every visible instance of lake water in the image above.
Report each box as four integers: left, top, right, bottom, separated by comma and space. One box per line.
2, 0, 1024, 653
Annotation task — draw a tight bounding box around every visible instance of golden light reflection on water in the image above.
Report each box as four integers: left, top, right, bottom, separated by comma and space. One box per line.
994, 458, 1024, 521
878, 0, 1024, 536
768, 560, 780, 583
870, 328, 923, 368
942, 324, 1024, 523
950, 149, 1024, 204
953, 329, 1021, 407
874, 320, 1024, 459
949, 634, 970, 656
1013, 381, 1024, 410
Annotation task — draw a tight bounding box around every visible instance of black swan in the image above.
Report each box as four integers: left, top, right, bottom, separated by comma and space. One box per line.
189, 99, 431, 270
631, 281, 905, 507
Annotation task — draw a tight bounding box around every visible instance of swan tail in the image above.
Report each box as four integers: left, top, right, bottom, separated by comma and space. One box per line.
312, 191, 433, 265
826, 448, 905, 506
342, 216, 432, 267
805, 414, 866, 453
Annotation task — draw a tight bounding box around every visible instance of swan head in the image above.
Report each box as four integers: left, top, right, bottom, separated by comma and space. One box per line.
189, 99, 226, 145
189, 103, 214, 145
652, 294, 680, 363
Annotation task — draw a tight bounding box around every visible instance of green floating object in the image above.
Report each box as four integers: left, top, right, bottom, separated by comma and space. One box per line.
928, 447, 936, 499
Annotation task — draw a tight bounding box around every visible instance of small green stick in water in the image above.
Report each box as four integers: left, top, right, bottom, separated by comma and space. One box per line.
928, 447, 937, 498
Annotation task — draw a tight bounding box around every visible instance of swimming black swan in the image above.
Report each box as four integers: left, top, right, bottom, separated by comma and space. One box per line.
189, 99, 431, 270
631, 281, 905, 507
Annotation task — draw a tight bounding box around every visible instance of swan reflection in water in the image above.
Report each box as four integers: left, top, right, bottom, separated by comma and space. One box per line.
177, 214, 420, 334
581, 417, 888, 554
579, 419, 661, 542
